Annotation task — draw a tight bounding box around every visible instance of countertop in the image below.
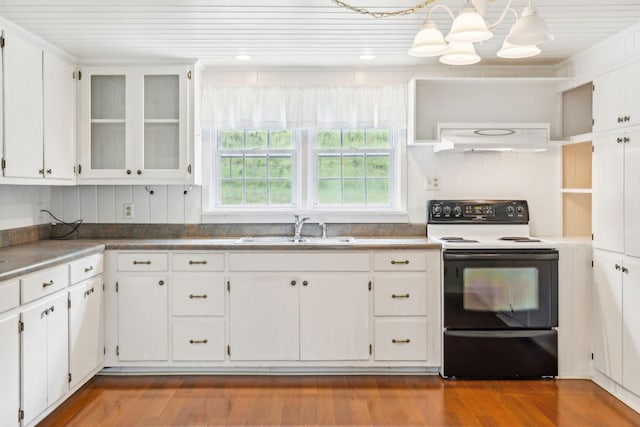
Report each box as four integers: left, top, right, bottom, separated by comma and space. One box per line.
0, 237, 440, 282
0, 240, 105, 282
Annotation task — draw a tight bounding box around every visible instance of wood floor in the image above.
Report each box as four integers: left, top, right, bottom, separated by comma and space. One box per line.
39, 375, 640, 426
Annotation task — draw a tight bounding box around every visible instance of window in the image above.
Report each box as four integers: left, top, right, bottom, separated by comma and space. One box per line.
217, 130, 295, 207
314, 129, 393, 207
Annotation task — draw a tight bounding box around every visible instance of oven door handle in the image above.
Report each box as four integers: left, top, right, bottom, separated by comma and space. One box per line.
445, 330, 556, 339
443, 252, 558, 261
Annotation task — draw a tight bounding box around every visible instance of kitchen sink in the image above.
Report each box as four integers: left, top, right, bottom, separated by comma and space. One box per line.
234, 236, 356, 244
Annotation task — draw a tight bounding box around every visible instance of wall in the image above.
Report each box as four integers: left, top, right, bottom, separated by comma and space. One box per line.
0, 185, 50, 231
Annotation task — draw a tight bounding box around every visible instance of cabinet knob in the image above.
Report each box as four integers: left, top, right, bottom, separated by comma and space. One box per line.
624, 137, 630, 143
624, 115, 631, 122
291, 280, 297, 286
126, 169, 132, 175
615, 264, 621, 270
46, 169, 52, 174
137, 170, 142, 175
618, 117, 624, 123
158, 280, 165, 286
617, 137, 623, 143
622, 267, 629, 274
303, 280, 308, 286
39, 169, 44, 175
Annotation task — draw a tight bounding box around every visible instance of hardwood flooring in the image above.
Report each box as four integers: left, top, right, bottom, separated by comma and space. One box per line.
39, 375, 640, 426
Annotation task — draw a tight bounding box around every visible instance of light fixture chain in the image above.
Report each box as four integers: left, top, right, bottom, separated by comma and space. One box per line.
330, 0, 439, 18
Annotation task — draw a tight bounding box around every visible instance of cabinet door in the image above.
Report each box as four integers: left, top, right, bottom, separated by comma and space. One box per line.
117, 275, 168, 361
78, 67, 133, 179
592, 133, 624, 252
138, 68, 190, 180
2, 31, 43, 178
624, 130, 640, 258
0, 313, 20, 427
47, 293, 69, 406
69, 277, 104, 388
622, 256, 640, 396
299, 274, 370, 361
592, 250, 623, 383
593, 68, 625, 133
624, 61, 640, 129
21, 301, 50, 425
229, 274, 299, 361
43, 52, 75, 181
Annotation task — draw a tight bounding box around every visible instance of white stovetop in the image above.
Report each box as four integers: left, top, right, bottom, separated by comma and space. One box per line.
427, 224, 558, 250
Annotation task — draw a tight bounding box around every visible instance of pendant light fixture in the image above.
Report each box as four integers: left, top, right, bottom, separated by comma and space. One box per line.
331, 0, 554, 65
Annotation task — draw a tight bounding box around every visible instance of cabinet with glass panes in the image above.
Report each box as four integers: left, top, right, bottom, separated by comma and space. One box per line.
76, 65, 193, 184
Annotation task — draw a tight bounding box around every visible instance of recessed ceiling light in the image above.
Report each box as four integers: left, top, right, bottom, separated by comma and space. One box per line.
234, 54, 252, 61
360, 54, 376, 60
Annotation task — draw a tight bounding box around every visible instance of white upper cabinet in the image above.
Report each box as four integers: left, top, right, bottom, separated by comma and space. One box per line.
593, 61, 640, 132
43, 52, 76, 181
1, 31, 44, 179
77, 65, 192, 184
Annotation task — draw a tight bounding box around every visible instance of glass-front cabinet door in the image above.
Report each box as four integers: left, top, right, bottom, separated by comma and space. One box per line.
77, 66, 191, 183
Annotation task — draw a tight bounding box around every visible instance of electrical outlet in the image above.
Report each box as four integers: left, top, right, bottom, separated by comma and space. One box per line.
426, 176, 441, 191
123, 203, 134, 219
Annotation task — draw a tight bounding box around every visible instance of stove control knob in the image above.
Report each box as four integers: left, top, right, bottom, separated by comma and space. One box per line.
433, 206, 442, 215
506, 206, 515, 215
453, 206, 462, 216
443, 206, 452, 216
516, 205, 525, 214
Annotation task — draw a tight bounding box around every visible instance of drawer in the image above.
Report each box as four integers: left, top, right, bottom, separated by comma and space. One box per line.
373, 251, 426, 271
21, 264, 69, 304
69, 253, 104, 284
172, 253, 224, 272
0, 280, 20, 314
374, 275, 427, 316
172, 319, 225, 361
374, 319, 428, 361
172, 273, 225, 316
229, 252, 369, 271
117, 252, 168, 272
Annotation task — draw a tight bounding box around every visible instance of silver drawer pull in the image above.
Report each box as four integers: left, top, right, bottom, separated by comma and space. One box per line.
189, 339, 208, 344
392, 294, 410, 299
84, 266, 94, 273
42, 280, 54, 288
189, 260, 208, 265
189, 294, 208, 299
133, 260, 152, 265
42, 306, 54, 317
390, 260, 410, 265
392, 339, 411, 344
84, 287, 95, 297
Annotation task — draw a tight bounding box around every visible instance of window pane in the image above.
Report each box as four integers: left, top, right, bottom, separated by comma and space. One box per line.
245, 157, 267, 178
246, 130, 268, 149
221, 180, 243, 205
220, 156, 244, 179
318, 155, 341, 179
367, 155, 389, 178
367, 179, 390, 204
269, 130, 293, 149
343, 179, 365, 204
318, 179, 341, 204
366, 129, 391, 148
343, 130, 365, 148
318, 130, 341, 149
269, 181, 292, 205
269, 156, 292, 179
343, 155, 365, 178
246, 180, 268, 204
220, 130, 244, 150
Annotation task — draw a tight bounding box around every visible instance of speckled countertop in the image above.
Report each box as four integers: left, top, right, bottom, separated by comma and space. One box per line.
0, 237, 440, 282
0, 240, 105, 282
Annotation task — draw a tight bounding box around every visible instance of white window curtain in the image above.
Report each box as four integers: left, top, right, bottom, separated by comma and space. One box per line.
200, 84, 407, 130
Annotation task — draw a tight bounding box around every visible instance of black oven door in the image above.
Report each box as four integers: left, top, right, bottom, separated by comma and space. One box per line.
443, 249, 558, 329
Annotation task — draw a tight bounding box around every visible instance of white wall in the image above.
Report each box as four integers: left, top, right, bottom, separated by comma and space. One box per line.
0, 185, 50, 231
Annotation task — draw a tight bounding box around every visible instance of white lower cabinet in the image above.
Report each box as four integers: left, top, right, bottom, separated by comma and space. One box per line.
0, 311, 20, 427
21, 292, 69, 426
593, 249, 640, 396
172, 319, 225, 361
69, 276, 104, 389
117, 275, 168, 361
229, 273, 300, 361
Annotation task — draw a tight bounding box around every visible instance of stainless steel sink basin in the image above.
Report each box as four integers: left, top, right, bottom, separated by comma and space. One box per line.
235, 236, 355, 244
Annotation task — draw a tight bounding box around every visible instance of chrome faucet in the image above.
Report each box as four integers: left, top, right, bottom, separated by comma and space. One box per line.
293, 214, 310, 242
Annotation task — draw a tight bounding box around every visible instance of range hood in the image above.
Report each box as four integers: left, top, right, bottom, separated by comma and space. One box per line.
433, 123, 550, 153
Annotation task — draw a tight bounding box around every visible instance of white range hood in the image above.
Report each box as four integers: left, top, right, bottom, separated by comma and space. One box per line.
433, 123, 550, 153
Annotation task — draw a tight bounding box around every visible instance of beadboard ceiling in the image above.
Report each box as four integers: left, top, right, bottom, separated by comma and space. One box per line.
0, 0, 639, 67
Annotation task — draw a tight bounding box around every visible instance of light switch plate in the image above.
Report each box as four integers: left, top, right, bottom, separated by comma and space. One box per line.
123, 203, 134, 219
426, 176, 440, 191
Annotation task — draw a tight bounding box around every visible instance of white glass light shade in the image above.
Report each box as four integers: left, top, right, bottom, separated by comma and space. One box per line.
505, 6, 554, 46
408, 21, 449, 57
497, 41, 541, 59
439, 43, 481, 66
445, 4, 493, 43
